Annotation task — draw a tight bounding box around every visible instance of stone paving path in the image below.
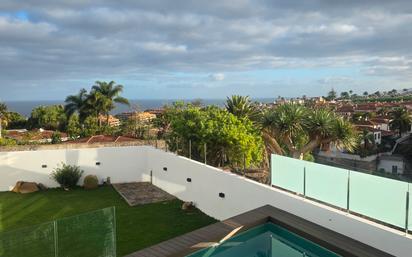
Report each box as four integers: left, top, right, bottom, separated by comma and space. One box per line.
112, 182, 175, 206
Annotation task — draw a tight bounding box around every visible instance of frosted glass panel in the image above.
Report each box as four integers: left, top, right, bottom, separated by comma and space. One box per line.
305, 162, 348, 208
350, 171, 408, 228
271, 155, 304, 194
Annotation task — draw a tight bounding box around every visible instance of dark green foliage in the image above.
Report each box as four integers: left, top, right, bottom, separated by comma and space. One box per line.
28, 105, 67, 130
51, 131, 62, 144
50, 163, 84, 189
163, 104, 263, 167
6, 112, 27, 129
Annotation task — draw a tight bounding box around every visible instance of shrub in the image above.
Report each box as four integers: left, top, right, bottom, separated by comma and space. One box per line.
51, 163, 83, 190
51, 131, 62, 144
83, 175, 99, 189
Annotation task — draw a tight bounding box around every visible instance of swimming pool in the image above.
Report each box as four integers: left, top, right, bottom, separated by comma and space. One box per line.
186, 223, 341, 257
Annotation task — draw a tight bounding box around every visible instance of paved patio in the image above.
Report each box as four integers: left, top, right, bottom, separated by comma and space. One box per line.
113, 182, 175, 206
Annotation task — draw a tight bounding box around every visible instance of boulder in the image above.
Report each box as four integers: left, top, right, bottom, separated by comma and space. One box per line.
37, 183, 48, 191
11, 181, 39, 194
11, 181, 24, 193
181, 201, 194, 211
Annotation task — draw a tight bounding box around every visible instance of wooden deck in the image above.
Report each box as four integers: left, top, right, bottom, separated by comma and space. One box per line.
125, 205, 394, 257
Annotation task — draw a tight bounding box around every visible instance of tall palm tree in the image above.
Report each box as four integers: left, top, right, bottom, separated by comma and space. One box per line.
91, 81, 130, 125
0, 102, 7, 138
64, 88, 89, 122
261, 103, 357, 159
225, 95, 258, 121
390, 108, 411, 137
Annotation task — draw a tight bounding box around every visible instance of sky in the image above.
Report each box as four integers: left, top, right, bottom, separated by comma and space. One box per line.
0, 0, 412, 101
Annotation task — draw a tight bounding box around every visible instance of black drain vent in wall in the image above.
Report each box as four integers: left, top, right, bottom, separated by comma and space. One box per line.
219, 192, 225, 198
163, 167, 167, 171
96, 162, 101, 166
41, 164, 47, 168
186, 178, 192, 182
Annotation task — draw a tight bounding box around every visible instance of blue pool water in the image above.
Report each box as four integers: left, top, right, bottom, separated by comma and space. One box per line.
187, 223, 341, 257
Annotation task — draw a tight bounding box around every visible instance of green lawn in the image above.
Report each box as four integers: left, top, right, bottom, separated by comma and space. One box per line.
0, 186, 217, 256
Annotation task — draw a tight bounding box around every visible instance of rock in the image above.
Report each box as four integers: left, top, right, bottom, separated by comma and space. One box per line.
37, 183, 48, 191
83, 175, 99, 190
11, 181, 24, 193
182, 201, 194, 211
19, 182, 39, 194
11, 181, 40, 194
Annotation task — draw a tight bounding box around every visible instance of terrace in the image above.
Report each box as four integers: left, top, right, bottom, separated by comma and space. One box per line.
1, 144, 412, 256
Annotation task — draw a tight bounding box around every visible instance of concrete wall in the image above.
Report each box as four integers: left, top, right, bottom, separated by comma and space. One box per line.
146, 148, 412, 257
1, 145, 412, 256
0, 146, 150, 191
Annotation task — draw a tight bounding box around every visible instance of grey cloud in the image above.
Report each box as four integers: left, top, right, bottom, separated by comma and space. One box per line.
0, 0, 412, 99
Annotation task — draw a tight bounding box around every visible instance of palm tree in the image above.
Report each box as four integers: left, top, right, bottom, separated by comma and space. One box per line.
225, 95, 258, 121
261, 103, 357, 159
390, 108, 411, 137
359, 129, 374, 150
64, 88, 89, 122
90, 81, 130, 125
0, 102, 7, 138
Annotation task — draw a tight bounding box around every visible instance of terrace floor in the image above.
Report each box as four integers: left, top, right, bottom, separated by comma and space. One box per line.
0, 186, 216, 256
113, 182, 175, 206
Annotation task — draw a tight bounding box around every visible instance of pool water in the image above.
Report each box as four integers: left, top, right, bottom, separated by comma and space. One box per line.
186, 223, 341, 257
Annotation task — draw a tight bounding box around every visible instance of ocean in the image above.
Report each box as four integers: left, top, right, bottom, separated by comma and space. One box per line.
4, 98, 275, 117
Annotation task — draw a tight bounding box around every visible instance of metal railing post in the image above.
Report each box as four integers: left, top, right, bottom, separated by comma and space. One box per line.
189, 140, 192, 159
204, 143, 207, 164
176, 140, 179, 154
243, 153, 246, 177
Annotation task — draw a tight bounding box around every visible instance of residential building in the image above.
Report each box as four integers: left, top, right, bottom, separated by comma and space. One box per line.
377, 154, 405, 174
98, 115, 121, 127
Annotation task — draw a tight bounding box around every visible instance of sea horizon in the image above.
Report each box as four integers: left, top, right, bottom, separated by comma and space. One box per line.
4, 98, 276, 117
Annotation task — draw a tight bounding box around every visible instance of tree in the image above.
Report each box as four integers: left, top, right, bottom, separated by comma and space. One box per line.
90, 81, 130, 125
261, 104, 358, 159
64, 88, 89, 122
66, 114, 81, 139
225, 95, 259, 121
363, 91, 369, 97
28, 105, 67, 131
81, 116, 99, 137
164, 105, 263, 167
390, 108, 411, 137
340, 92, 350, 99
6, 112, 27, 129
326, 89, 337, 101
0, 103, 8, 138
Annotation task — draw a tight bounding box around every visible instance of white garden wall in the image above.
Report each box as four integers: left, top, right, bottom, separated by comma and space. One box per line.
0, 146, 150, 191
146, 147, 412, 257
1, 145, 412, 256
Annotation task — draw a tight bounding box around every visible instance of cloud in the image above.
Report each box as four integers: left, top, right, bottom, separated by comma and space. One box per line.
0, 0, 412, 99
209, 73, 225, 81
